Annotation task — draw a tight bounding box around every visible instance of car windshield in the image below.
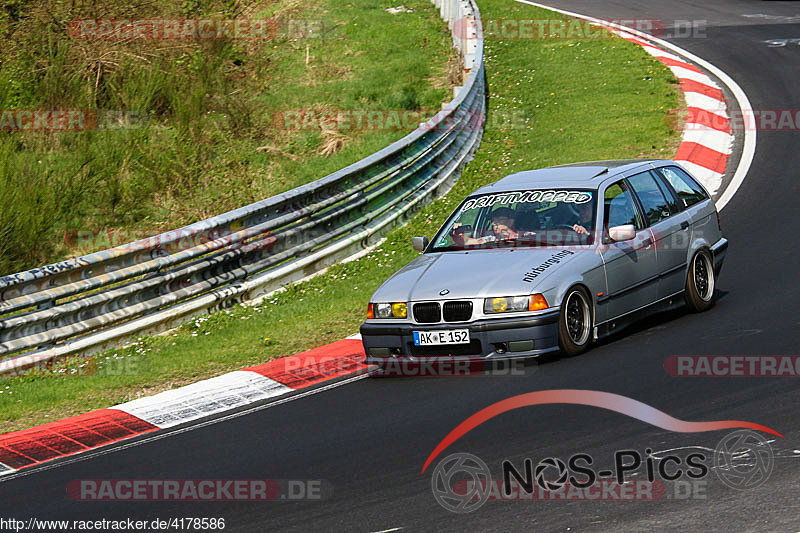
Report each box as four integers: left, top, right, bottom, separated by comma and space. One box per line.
430, 188, 597, 251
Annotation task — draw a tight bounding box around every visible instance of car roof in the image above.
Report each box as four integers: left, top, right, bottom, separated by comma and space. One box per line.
470, 159, 662, 195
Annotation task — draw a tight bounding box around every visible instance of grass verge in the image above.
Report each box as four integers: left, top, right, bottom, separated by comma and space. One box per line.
0, 0, 454, 273
0, 0, 681, 433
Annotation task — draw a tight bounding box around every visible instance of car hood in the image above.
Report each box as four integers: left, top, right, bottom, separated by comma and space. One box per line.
372, 248, 584, 302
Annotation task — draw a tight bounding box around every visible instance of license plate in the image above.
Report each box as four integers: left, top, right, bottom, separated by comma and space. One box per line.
413, 329, 470, 346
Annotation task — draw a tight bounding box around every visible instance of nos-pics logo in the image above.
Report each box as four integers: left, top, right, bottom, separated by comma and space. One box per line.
430, 429, 774, 513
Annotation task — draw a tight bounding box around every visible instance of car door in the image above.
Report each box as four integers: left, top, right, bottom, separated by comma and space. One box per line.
598, 178, 659, 324
627, 170, 692, 298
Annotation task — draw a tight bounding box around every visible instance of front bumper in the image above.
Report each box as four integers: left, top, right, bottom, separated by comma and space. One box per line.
359, 310, 560, 363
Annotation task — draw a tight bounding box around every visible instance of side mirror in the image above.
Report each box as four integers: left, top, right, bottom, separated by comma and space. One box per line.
608, 224, 636, 242
412, 236, 429, 252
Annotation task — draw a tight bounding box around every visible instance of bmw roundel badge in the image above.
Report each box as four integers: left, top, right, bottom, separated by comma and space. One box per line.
439, 289, 450, 296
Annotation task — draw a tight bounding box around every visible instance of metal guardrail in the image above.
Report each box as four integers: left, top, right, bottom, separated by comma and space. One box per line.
0, 0, 485, 373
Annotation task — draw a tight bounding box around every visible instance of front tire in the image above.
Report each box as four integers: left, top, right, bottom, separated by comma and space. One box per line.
684, 249, 715, 312
558, 287, 593, 356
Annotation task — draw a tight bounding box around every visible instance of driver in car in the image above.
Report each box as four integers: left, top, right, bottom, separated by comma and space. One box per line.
452, 207, 523, 246
571, 201, 594, 235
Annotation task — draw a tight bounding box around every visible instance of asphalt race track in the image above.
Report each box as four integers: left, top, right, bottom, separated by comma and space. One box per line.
3, 1, 800, 530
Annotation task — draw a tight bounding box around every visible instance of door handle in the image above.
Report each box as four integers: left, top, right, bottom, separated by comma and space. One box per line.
680, 221, 689, 230
642, 238, 652, 247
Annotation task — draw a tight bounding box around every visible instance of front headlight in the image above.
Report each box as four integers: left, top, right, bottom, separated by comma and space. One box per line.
484, 294, 549, 314
370, 302, 408, 319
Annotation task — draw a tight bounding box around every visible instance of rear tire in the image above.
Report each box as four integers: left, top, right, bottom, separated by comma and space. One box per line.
684, 249, 715, 312
558, 287, 593, 356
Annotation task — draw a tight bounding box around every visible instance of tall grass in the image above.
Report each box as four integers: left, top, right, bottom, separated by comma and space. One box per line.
0, 0, 453, 274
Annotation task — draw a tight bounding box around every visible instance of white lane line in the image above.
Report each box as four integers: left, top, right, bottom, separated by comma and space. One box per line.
0, 373, 370, 483
515, 0, 757, 211
371, 528, 404, 533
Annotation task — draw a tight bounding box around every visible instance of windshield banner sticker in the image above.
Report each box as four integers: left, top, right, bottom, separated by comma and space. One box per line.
462, 190, 592, 211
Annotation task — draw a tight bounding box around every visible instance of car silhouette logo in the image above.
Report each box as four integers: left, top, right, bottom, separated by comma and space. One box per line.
439, 289, 450, 295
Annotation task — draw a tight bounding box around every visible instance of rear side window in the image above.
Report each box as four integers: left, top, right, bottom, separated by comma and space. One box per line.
658, 166, 708, 208
604, 180, 643, 230
627, 171, 671, 226
652, 171, 681, 214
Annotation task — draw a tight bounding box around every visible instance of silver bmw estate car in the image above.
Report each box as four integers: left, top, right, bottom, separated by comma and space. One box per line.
360, 159, 727, 361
